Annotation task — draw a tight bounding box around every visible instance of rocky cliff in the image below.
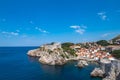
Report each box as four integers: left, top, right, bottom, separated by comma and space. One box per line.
102, 60, 120, 80
91, 60, 120, 80
27, 42, 76, 65
77, 60, 88, 68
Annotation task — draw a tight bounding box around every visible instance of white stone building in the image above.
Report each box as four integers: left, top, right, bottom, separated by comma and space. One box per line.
41, 42, 61, 51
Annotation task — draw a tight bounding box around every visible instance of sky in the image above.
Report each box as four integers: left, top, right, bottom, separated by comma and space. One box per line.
0, 0, 120, 46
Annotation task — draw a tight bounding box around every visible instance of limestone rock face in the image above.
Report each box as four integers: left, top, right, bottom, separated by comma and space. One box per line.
27, 43, 69, 65
39, 54, 66, 65
27, 49, 41, 57
102, 65, 116, 80
91, 68, 104, 77
102, 61, 120, 80
77, 60, 88, 68
91, 60, 120, 80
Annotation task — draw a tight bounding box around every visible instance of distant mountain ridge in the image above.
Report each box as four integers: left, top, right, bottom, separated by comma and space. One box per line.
112, 34, 120, 41
109, 34, 120, 45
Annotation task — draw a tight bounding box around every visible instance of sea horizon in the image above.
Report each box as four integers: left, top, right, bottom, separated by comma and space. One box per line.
0, 47, 102, 80
0, 0, 120, 80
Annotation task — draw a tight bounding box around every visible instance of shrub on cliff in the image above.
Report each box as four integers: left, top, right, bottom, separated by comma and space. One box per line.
62, 42, 74, 48
61, 42, 76, 56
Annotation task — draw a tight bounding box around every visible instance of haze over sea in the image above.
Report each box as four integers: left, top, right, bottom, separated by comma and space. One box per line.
0, 47, 102, 80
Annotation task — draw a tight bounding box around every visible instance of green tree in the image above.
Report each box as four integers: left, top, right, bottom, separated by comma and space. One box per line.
111, 50, 120, 58
96, 40, 109, 46
61, 42, 76, 56
62, 42, 74, 48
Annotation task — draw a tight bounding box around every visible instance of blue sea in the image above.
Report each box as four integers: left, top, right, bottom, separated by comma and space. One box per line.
0, 47, 102, 80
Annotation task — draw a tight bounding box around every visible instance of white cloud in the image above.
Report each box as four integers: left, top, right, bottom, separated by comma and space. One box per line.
97, 12, 105, 16
102, 33, 110, 37
75, 29, 85, 34
70, 25, 80, 29
1, 31, 19, 36
70, 25, 87, 34
35, 27, 49, 33
97, 12, 107, 20
11, 32, 19, 36
102, 33, 115, 37
102, 15, 107, 20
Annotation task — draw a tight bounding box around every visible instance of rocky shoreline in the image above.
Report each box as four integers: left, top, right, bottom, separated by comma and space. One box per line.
27, 43, 76, 65
27, 48, 67, 65
90, 60, 120, 80
27, 42, 120, 80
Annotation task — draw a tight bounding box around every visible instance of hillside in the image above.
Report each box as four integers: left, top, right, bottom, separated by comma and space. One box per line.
112, 34, 120, 41
108, 34, 120, 45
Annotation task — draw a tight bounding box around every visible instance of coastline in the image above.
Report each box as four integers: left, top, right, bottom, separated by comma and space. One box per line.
27, 42, 120, 80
